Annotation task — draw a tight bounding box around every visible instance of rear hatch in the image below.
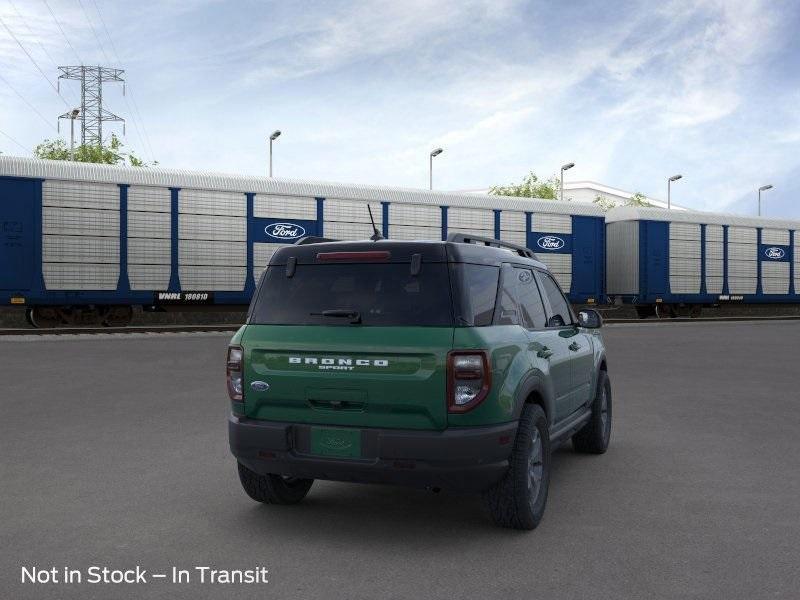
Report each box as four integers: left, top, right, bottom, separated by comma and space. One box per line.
242, 244, 454, 430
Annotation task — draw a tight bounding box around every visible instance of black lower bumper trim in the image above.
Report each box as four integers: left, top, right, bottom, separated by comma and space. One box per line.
228, 416, 517, 492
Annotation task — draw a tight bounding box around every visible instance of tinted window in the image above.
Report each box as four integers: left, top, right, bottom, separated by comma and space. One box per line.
495, 266, 520, 326
250, 263, 453, 326
537, 272, 572, 327
450, 264, 499, 326
515, 268, 547, 329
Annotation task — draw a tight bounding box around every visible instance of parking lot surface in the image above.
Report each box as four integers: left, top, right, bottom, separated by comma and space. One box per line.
1, 321, 799, 599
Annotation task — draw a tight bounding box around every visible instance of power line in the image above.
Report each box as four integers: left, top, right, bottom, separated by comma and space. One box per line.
43, 0, 84, 66
0, 127, 30, 153
76, 0, 112, 64
90, 0, 156, 162
7, 0, 80, 106
0, 71, 59, 132
0, 14, 70, 108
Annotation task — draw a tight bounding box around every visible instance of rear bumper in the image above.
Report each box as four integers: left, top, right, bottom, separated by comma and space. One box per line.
229, 415, 517, 492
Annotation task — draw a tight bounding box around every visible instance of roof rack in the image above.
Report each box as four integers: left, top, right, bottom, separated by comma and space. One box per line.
294, 236, 338, 245
446, 233, 537, 259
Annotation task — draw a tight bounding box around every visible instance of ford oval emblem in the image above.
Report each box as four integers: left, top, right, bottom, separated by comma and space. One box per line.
537, 235, 565, 250
265, 222, 306, 240
250, 381, 270, 392
764, 246, 785, 260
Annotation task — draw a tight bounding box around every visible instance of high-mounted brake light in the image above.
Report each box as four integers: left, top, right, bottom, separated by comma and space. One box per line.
447, 350, 491, 413
316, 251, 391, 261
227, 345, 244, 401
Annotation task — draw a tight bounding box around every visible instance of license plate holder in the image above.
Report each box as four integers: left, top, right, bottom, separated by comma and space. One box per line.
310, 427, 361, 458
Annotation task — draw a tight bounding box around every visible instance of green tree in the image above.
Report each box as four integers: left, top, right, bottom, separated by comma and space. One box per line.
489, 171, 562, 199
593, 194, 618, 211
593, 191, 653, 211
34, 134, 155, 167
628, 191, 652, 207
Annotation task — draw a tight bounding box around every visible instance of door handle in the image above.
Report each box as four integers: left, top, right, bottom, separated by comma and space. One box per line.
537, 346, 553, 359
569, 342, 581, 352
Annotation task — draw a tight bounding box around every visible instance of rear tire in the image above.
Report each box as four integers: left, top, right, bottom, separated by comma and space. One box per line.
237, 462, 313, 505
483, 404, 551, 530
572, 370, 612, 454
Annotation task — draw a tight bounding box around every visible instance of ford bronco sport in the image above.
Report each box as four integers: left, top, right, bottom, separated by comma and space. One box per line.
228, 234, 611, 530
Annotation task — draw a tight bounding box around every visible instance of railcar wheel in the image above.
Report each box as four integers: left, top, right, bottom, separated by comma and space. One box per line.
689, 304, 702, 318
29, 306, 62, 328
654, 303, 674, 319
101, 306, 133, 327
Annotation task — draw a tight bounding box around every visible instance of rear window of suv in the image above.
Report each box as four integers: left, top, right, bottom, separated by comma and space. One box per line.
249, 263, 455, 326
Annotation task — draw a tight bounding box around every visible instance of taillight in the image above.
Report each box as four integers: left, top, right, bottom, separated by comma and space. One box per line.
227, 345, 243, 401
447, 350, 491, 413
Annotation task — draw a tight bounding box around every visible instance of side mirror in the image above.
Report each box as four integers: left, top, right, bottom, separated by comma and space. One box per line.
578, 309, 603, 329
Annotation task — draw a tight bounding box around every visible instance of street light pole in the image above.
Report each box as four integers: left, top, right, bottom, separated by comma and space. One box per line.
269, 130, 281, 177
69, 108, 80, 161
667, 174, 682, 209
560, 162, 575, 201
758, 184, 773, 216
429, 148, 443, 190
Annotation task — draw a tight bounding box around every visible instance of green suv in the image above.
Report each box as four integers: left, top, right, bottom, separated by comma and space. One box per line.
228, 234, 611, 529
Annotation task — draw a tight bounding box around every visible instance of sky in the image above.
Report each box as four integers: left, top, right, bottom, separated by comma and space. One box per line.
1, 0, 799, 218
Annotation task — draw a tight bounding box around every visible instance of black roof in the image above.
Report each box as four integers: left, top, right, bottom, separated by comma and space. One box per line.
269, 237, 547, 270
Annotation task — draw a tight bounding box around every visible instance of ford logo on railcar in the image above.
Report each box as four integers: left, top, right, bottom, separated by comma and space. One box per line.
764, 247, 785, 260
265, 222, 306, 240
537, 235, 565, 250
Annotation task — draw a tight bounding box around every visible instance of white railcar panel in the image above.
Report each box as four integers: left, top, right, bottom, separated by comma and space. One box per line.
128, 238, 170, 264
129, 265, 170, 290
728, 226, 757, 244
536, 253, 571, 290
532, 213, 571, 234
499, 229, 527, 246
128, 211, 170, 239
43, 263, 119, 290
128, 186, 170, 213
254, 195, 317, 220
325, 221, 382, 240
179, 214, 246, 241
669, 222, 701, 241
706, 276, 723, 293
254, 243, 285, 270
447, 207, 494, 230
179, 188, 245, 217
728, 277, 757, 294
388, 224, 441, 241
501, 211, 526, 232
389, 203, 441, 227
705, 225, 724, 242
43, 206, 119, 238
179, 240, 247, 266
761, 262, 790, 294
669, 239, 701, 259
705, 258, 723, 278
42, 180, 119, 211
705, 240, 724, 260
324, 199, 383, 224
670, 257, 701, 294
179, 266, 246, 291
728, 261, 758, 277
727, 243, 757, 261
761, 229, 790, 245
42, 235, 118, 264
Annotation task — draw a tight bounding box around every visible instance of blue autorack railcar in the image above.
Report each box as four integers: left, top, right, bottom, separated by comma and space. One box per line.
605, 206, 800, 317
0, 157, 606, 327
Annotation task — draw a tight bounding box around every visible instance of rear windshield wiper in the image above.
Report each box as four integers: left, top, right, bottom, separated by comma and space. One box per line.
310, 309, 362, 325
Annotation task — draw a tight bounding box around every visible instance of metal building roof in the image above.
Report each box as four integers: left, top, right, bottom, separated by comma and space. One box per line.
0, 156, 605, 217
605, 205, 800, 230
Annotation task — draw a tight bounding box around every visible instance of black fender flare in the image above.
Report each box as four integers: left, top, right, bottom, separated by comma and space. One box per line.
512, 371, 555, 425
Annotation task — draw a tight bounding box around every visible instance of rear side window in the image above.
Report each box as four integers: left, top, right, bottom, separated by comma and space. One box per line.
515, 268, 547, 329
250, 263, 453, 326
537, 271, 572, 327
450, 264, 499, 326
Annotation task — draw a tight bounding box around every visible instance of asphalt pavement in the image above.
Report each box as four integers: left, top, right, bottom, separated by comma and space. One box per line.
1, 321, 799, 599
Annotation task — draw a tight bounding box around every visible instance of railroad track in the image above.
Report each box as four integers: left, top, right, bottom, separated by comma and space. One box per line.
2, 315, 800, 335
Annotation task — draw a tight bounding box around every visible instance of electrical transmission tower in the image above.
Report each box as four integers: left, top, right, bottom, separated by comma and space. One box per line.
57, 66, 125, 146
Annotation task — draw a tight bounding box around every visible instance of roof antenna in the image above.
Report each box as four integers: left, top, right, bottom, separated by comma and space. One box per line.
367, 204, 383, 241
